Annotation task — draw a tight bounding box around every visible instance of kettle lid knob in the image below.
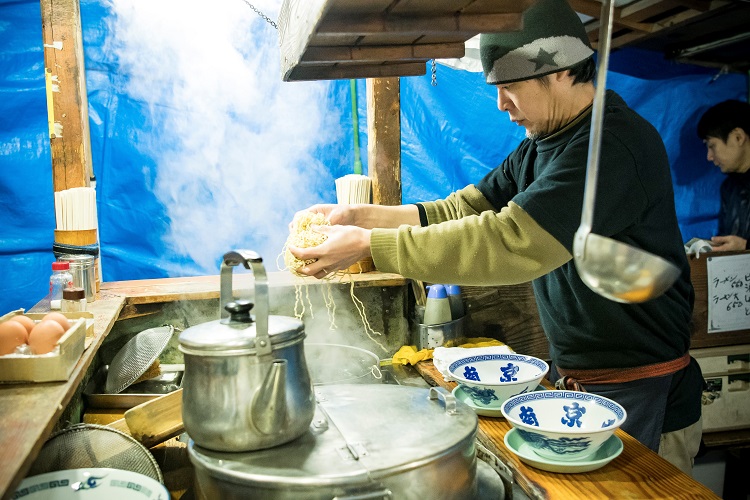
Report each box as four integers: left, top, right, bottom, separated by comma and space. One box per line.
224, 299, 254, 324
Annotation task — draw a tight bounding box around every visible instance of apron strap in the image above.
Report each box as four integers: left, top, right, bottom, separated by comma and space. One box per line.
554, 353, 691, 392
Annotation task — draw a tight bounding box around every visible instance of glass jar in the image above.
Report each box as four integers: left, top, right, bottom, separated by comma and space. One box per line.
57, 254, 96, 303
62, 287, 87, 312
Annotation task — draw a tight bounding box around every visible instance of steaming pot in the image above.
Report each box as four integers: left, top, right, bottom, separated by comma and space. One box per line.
188, 385, 479, 500
178, 250, 315, 452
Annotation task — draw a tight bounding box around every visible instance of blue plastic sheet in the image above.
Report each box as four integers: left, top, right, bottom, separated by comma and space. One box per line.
0, 0, 747, 316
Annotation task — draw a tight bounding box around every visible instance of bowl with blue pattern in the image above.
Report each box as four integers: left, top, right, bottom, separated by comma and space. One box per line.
501, 390, 627, 462
448, 354, 549, 409
14, 467, 169, 499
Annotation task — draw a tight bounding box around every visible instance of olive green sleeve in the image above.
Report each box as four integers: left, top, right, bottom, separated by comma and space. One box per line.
370, 186, 571, 285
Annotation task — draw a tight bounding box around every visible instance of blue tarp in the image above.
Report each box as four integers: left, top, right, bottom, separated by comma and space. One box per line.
1, 0, 747, 316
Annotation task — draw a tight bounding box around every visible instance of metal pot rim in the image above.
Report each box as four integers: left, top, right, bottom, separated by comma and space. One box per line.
187, 385, 478, 486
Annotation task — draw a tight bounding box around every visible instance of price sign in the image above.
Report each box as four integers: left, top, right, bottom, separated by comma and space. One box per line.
707, 254, 750, 333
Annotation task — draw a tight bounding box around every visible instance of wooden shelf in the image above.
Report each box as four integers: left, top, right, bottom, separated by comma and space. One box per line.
278, 0, 534, 81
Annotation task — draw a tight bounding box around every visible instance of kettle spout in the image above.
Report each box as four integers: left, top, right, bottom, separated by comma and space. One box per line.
251, 359, 288, 435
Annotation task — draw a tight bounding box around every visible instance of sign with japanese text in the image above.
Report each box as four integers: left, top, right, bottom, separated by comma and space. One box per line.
707, 254, 750, 333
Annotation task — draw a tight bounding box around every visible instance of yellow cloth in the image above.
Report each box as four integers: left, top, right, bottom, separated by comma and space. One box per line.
391, 338, 509, 366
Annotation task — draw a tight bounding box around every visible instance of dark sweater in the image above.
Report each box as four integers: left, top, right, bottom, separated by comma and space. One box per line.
477, 91, 703, 432
719, 172, 750, 244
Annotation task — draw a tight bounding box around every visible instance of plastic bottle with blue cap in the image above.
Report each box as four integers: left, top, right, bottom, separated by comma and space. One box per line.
445, 284, 465, 320
422, 284, 452, 326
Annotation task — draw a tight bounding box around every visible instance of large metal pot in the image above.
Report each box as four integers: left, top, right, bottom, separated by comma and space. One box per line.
178, 250, 315, 452
306, 343, 382, 385
188, 384, 479, 499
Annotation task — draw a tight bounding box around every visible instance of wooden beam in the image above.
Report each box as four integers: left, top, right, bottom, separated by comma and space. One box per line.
620, 0, 679, 22
40, 0, 93, 192
317, 13, 523, 36
286, 62, 426, 82
302, 43, 466, 64
367, 78, 402, 206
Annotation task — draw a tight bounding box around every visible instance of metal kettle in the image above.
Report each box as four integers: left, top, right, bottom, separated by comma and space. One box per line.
178, 250, 315, 452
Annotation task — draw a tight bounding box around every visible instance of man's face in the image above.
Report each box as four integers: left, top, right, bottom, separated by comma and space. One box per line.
495, 78, 556, 139
704, 133, 743, 173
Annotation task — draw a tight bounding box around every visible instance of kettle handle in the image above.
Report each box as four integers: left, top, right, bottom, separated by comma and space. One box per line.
220, 250, 271, 358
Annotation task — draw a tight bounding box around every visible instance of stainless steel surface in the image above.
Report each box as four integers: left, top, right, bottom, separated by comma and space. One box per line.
84, 364, 184, 409
416, 316, 466, 350
179, 250, 315, 452
572, 0, 680, 304
105, 325, 174, 394
189, 384, 479, 500
57, 253, 96, 302
380, 361, 431, 388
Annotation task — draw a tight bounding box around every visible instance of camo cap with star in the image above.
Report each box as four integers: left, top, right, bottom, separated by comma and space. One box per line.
480, 0, 594, 85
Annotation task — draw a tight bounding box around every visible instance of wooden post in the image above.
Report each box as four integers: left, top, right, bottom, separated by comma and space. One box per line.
366, 77, 401, 206
40, 0, 93, 191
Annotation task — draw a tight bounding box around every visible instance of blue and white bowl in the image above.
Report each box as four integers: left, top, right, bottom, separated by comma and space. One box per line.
501, 390, 627, 462
14, 468, 168, 499
448, 354, 549, 409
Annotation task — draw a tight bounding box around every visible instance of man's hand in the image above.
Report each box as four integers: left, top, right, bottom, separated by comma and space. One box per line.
710, 235, 748, 251
289, 204, 360, 231
289, 225, 372, 279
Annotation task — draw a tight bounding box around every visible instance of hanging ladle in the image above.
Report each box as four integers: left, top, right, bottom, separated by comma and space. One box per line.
572, 0, 681, 303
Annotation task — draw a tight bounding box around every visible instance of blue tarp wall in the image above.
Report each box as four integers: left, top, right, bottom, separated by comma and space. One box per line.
1, 0, 747, 316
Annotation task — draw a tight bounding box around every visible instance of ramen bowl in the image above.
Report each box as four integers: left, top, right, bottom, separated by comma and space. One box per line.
501, 390, 627, 462
14, 468, 168, 499
448, 354, 549, 409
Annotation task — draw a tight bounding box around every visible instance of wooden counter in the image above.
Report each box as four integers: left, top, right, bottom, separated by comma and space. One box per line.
415, 360, 719, 499
0, 272, 720, 499
0, 291, 126, 500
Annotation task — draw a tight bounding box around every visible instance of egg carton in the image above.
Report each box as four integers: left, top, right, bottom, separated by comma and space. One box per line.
0, 310, 87, 383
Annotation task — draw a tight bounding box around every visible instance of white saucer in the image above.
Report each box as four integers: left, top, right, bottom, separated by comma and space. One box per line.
503, 427, 623, 474
452, 385, 546, 418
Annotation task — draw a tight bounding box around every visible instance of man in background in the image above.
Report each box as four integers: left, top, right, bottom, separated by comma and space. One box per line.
697, 99, 750, 251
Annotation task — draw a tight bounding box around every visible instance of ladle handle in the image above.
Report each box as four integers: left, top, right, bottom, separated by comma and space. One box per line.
220, 250, 271, 358
578, 0, 615, 233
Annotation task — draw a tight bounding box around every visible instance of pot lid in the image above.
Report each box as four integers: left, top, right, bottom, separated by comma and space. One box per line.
188, 384, 477, 486
178, 300, 304, 353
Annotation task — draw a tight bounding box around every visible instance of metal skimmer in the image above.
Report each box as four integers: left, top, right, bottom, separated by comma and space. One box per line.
28, 423, 164, 483
105, 325, 174, 394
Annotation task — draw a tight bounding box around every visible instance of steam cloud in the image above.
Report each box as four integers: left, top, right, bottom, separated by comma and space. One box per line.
102, 0, 342, 272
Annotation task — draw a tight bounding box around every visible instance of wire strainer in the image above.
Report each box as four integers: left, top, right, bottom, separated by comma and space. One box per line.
27, 423, 164, 483
106, 325, 175, 394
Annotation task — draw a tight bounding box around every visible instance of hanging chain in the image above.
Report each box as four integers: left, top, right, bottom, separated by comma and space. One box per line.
240, 0, 278, 30
431, 59, 437, 86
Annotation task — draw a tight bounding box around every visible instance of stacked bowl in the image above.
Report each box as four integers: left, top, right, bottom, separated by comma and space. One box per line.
448, 354, 549, 410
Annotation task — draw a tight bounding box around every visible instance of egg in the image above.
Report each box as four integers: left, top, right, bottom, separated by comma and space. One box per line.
0, 320, 29, 355
8, 315, 36, 334
28, 320, 66, 355
42, 312, 70, 331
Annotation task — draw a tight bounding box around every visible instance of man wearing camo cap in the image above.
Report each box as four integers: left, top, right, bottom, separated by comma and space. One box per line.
289, 0, 703, 475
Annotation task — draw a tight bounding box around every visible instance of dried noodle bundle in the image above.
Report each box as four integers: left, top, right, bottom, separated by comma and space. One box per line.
284, 212, 330, 275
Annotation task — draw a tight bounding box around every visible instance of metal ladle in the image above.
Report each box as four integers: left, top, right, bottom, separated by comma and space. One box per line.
572, 0, 681, 303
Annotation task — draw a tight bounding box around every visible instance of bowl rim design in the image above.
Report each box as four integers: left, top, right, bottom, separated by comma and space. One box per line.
448, 354, 549, 386
501, 390, 627, 434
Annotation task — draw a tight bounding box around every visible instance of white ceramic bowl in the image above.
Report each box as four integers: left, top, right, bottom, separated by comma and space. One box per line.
448, 354, 549, 409
14, 468, 169, 499
501, 390, 627, 462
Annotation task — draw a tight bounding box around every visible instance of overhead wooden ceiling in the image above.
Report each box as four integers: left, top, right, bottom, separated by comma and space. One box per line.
278, 0, 535, 81
574, 0, 750, 73
278, 0, 750, 82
